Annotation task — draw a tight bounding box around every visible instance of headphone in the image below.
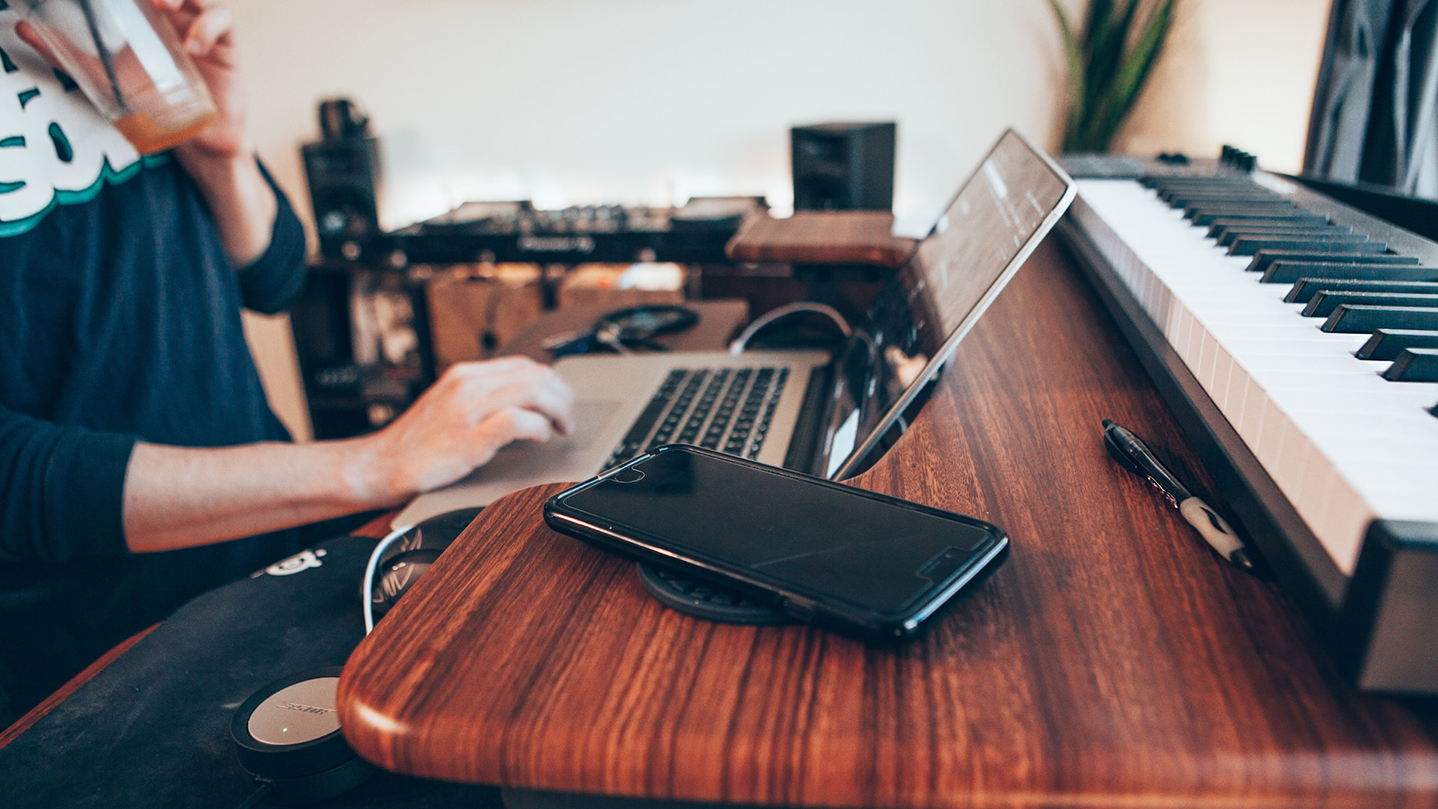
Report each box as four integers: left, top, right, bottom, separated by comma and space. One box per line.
230, 508, 480, 805
230, 667, 371, 806
362, 507, 481, 633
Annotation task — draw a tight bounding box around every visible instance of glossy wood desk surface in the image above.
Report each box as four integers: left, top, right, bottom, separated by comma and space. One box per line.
338, 241, 1438, 808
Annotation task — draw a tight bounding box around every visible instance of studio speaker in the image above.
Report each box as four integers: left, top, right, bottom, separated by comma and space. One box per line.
302, 99, 382, 261
791, 121, 896, 212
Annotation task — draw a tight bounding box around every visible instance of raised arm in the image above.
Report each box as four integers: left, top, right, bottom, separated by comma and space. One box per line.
160, 0, 276, 267
14, 0, 277, 267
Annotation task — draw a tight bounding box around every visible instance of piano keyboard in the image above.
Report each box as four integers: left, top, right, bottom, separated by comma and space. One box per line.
1065, 166, 1438, 608
1058, 151, 1438, 692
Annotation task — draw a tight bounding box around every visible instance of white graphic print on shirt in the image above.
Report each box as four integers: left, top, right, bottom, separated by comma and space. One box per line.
0, 9, 147, 237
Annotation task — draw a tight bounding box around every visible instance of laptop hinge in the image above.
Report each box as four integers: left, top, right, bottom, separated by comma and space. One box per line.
782, 364, 834, 476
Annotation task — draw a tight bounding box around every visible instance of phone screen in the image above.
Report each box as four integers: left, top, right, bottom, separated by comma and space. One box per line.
556, 448, 1003, 617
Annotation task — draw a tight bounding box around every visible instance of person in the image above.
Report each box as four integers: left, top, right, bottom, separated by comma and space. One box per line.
0, 0, 576, 725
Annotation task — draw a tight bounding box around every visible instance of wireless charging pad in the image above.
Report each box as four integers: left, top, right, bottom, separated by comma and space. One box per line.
230, 667, 374, 805
636, 563, 791, 625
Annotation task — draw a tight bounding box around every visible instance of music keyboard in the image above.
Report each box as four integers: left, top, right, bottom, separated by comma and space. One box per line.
1058, 161, 1438, 693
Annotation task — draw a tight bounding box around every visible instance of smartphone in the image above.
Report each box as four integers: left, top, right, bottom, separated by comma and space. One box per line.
543, 445, 1008, 642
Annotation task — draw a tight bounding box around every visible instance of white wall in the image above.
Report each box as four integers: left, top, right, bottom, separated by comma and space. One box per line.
1117, 0, 1331, 171
232, 0, 1068, 231
231, 0, 1331, 440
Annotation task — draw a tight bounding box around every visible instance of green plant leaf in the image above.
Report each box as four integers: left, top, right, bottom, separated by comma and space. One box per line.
1082, 0, 1115, 52
1096, 0, 1177, 147
1082, 0, 1139, 120
1048, 0, 1179, 152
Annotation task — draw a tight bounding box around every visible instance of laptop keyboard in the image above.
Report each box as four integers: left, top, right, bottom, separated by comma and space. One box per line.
604, 366, 790, 468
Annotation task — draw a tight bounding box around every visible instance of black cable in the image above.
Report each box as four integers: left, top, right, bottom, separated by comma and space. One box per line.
235, 782, 273, 809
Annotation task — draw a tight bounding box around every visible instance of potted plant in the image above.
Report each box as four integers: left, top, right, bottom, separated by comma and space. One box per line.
1047, 0, 1180, 153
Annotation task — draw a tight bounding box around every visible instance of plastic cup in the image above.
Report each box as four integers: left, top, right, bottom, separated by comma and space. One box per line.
16, 0, 216, 154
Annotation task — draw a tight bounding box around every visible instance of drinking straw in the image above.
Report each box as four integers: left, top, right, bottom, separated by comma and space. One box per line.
77, 0, 128, 113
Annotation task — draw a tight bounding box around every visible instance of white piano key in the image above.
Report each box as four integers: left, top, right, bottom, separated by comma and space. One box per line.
1295, 445, 1340, 523
1271, 417, 1306, 498
1222, 335, 1371, 357
1218, 356, 1240, 415
1254, 396, 1286, 468
1237, 374, 1268, 445
1199, 331, 1218, 390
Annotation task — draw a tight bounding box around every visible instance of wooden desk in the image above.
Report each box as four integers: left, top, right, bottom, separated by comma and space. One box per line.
497, 299, 750, 361
338, 241, 1438, 808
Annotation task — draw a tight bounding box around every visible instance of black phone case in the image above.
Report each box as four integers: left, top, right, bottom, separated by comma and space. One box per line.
543, 445, 1009, 642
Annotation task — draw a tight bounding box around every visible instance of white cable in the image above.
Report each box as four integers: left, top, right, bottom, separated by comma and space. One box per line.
728, 302, 851, 354
594, 327, 632, 354
362, 523, 414, 635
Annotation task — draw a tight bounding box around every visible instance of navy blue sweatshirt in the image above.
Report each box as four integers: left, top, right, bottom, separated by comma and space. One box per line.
0, 13, 313, 720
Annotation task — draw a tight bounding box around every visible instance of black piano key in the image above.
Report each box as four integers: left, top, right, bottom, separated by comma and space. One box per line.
1380, 348, 1438, 382
1301, 292, 1438, 318
1168, 191, 1284, 207
1231, 235, 1378, 257
1166, 186, 1279, 197
1262, 261, 1438, 284
1246, 251, 1420, 273
1214, 226, 1354, 247
1209, 220, 1341, 240
1169, 184, 1284, 193
1321, 305, 1438, 333
1195, 210, 1328, 227
1184, 201, 1300, 220
1205, 217, 1330, 239
1286, 279, 1438, 304
1355, 329, 1438, 361
1146, 177, 1257, 190
1157, 180, 1273, 192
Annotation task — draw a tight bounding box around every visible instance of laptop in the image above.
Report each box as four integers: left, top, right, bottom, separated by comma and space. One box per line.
392, 128, 1076, 528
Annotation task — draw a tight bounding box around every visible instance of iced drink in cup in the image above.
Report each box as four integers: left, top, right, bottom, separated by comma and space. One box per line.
16, 0, 216, 154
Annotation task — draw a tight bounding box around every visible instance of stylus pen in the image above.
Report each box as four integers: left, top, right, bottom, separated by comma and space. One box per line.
1101, 419, 1256, 574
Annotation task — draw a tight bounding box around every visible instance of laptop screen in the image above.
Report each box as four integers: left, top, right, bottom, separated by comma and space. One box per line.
822, 129, 1075, 480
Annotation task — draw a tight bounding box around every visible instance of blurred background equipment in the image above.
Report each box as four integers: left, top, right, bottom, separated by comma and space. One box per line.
556, 263, 686, 310
303, 97, 384, 261
426, 264, 545, 373
1304, 0, 1438, 200
790, 122, 896, 211
390, 197, 763, 266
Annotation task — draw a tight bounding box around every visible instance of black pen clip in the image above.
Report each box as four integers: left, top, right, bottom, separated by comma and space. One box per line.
1103, 428, 1147, 478
1103, 421, 1184, 508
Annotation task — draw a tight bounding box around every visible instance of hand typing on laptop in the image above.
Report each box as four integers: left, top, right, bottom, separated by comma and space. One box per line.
355, 357, 577, 500
122, 356, 575, 552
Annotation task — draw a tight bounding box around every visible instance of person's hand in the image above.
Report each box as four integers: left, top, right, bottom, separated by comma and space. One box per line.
13, 1, 249, 159
354, 358, 578, 504
149, 0, 251, 164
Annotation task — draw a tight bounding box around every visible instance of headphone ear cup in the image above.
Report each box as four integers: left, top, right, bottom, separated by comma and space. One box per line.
369, 548, 444, 623
231, 668, 374, 805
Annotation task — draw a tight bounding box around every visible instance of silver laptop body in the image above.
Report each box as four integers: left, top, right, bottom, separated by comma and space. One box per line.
393, 349, 828, 527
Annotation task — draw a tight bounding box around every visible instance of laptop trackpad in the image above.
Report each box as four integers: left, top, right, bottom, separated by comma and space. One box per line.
474, 398, 622, 472
550, 400, 622, 452
390, 399, 628, 528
